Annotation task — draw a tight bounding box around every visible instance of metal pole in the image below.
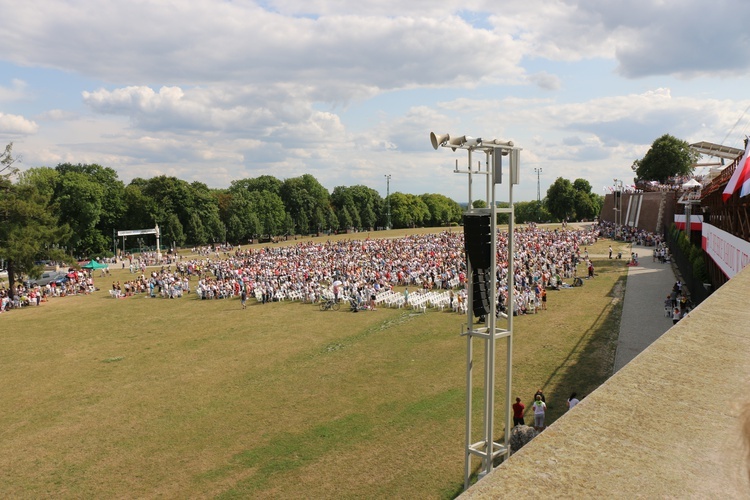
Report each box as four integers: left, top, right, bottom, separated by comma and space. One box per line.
468, 150, 473, 210
464, 256, 473, 491
485, 152, 498, 477
464, 149, 475, 488
384, 174, 391, 230
505, 163, 515, 460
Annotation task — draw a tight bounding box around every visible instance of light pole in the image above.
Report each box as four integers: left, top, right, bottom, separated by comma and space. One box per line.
534, 167, 542, 203
430, 132, 520, 489
384, 174, 391, 230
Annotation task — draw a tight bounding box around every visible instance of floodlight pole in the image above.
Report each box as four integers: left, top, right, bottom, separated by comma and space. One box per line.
384, 174, 392, 230
433, 136, 519, 490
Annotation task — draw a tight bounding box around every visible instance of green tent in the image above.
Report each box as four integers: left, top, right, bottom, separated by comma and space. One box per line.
81, 260, 109, 270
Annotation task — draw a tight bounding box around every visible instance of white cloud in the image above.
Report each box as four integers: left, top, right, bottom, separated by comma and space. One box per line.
0, 79, 29, 102
1, 2, 525, 100
0, 112, 38, 134
527, 72, 562, 91
37, 109, 79, 121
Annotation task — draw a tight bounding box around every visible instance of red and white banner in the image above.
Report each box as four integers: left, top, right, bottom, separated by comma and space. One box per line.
674, 214, 703, 231
702, 223, 750, 279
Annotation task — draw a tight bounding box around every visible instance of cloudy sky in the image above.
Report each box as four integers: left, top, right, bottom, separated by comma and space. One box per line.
1, 0, 749, 203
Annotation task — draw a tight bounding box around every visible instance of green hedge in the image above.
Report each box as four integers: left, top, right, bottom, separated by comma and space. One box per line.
693, 254, 708, 283
671, 224, 709, 285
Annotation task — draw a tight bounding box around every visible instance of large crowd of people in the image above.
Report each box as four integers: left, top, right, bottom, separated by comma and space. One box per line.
0, 269, 95, 312
2, 224, 603, 314
597, 220, 664, 246
103, 224, 600, 316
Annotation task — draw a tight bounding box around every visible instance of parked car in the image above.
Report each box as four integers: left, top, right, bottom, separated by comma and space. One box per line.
25, 271, 68, 288
53, 275, 70, 286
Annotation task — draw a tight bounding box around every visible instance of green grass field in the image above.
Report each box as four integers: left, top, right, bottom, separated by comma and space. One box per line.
1, 229, 631, 498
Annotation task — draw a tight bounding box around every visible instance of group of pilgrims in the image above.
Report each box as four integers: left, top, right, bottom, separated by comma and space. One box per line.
118, 224, 600, 314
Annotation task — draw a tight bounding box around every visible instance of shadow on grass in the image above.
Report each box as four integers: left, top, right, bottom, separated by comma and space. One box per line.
531, 266, 626, 424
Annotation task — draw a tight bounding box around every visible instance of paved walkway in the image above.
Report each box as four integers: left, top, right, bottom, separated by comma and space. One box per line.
613, 244, 677, 372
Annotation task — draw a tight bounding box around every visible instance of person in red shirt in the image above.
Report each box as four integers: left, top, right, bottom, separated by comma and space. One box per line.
512, 397, 525, 427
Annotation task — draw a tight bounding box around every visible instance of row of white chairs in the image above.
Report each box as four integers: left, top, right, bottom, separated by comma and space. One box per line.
238, 286, 467, 313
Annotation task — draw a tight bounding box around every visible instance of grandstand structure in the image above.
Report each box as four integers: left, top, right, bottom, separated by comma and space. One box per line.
600, 190, 676, 235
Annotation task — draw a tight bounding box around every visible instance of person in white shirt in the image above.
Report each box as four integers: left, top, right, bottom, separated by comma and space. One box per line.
567, 392, 580, 410
533, 394, 547, 431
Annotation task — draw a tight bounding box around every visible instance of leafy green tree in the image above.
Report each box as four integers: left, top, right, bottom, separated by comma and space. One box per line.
18, 167, 59, 199
231, 175, 282, 196
121, 181, 159, 231
282, 213, 295, 235
633, 134, 699, 183
279, 175, 331, 234
472, 200, 487, 209
572, 178, 592, 194
514, 200, 552, 224
325, 207, 338, 233
187, 212, 207, 245
223, 190, 255, 242
131, 176, 223, 246
545, 177, 575, 221
420, 193, 462, 226
331, 186, 360, 230
55, 163, 125, 252
338, 206, 353, 231
226, 213, 244, 243
188, 181, 224, 244
349, 185, 381, 230
0, 144, 71, 298
141, 176, 195, 244
574, 191, 598, 221
161, 213, 185, 248
390, 192, 429, 228
55, 170, 105, 256
0, 143, 16, 179
571, 178, 601, 221
247, 190, 286, 236
21, 164, 125, 256
300, 174, 331, 230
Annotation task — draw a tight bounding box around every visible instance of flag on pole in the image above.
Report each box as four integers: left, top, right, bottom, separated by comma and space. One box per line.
723, 140, 750, 202
742, 159, 750, 198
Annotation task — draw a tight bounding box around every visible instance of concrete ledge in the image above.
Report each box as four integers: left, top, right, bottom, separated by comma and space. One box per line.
462, 265, 750, 498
